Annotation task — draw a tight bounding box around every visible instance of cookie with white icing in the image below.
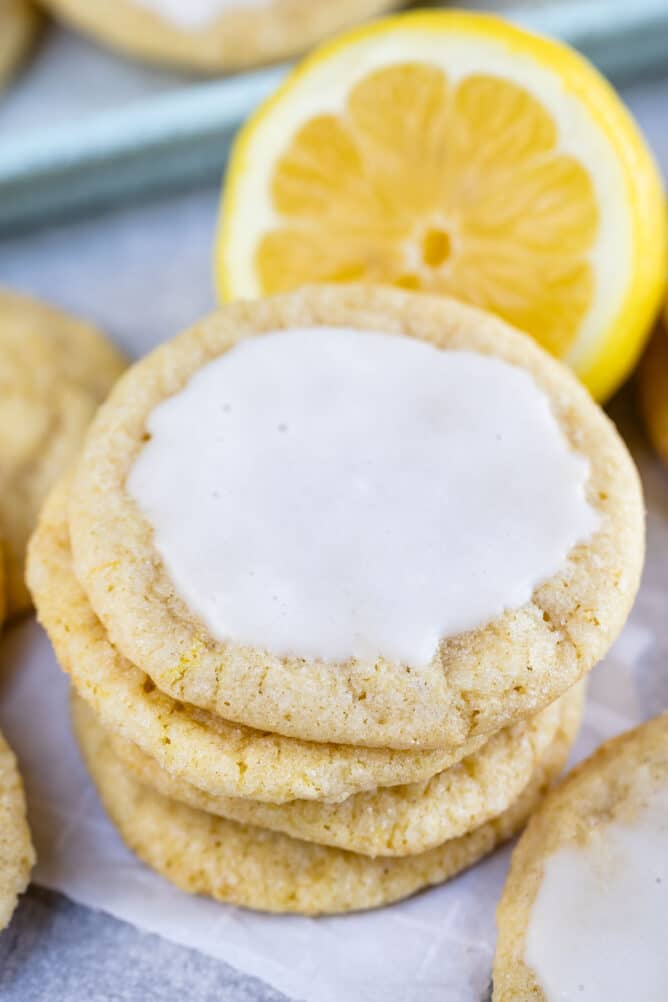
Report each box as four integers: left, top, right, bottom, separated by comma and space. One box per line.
67, 285, 643, 750
494, 712, 668, 1002
0, 288, 126, 616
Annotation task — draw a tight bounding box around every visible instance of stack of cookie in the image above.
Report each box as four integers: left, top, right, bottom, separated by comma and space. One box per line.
28, 286, 644, 915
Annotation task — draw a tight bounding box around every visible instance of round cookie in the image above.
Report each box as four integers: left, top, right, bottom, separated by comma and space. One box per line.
0, 1, 40, 90
0, 289, 126, 617
38, 0, 402, 74
69, 284, 644, 750
29, 475, 493, 805
0, 728, 35, 930
89, 683, 585, 856
494, 712, 668, 1002
639, 317, 668, 467
73, 693, 579, 916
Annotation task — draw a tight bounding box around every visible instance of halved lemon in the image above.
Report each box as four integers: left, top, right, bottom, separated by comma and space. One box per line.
216, 10, 667, 401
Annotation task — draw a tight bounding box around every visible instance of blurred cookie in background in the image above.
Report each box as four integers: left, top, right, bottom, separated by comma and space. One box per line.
0, 0, 41, 90
71, 690, 582, 915
37, 0, 404, 73
0, 289, 126, 618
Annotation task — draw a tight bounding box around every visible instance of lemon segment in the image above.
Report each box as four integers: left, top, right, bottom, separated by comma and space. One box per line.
216, 10, 667, 401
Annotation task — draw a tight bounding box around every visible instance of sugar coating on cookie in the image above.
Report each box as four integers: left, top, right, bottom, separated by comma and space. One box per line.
494, 713, 668, 1002
0, 288, 126, 616
69, 286, 644, 750
0, 729, 35, 930
72, 693, 580, 915
527, 788, 668, 1000
98, 682, 585, 857
128, 328, 598, 667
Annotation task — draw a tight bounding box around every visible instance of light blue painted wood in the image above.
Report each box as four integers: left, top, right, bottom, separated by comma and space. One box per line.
1, 0, 666, 232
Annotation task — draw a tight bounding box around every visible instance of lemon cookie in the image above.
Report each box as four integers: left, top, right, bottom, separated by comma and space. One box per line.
69, 285, 643, 750
38, 0, 402, 74
494, 712, 668, 1002
93, 683, 584, 857
639, 318, 668, 468
29, 475, 494, 805
73, 693, 579, 916
0, 1, 40, 90
0, 289, 126, 617
0, 729, 35, 930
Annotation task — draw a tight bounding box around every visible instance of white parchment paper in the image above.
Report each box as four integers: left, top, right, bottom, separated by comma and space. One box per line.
0, 405, 666, 1002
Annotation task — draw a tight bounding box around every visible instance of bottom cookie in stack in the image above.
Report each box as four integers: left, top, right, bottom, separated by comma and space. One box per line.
71, 688, 584, 916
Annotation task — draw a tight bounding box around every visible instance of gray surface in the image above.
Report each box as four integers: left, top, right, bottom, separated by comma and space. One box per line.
0, 65, 665, 1002
1, 888, 292, 1002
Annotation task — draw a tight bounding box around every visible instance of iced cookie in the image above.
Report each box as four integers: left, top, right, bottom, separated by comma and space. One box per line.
494, 712, 668, 1002
69, 285, 643, 750
91, 684, 584, 857
0, 729, 35, 930
29, 475, 495, 805
0, 0, 39, 89
0, 289, 126, 616
73, 693, 579, 915
38, 0, 402, 73
639, 318, 668, 468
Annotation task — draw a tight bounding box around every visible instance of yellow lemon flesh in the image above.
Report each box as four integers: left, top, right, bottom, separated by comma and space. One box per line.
216, 10, 667, 401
